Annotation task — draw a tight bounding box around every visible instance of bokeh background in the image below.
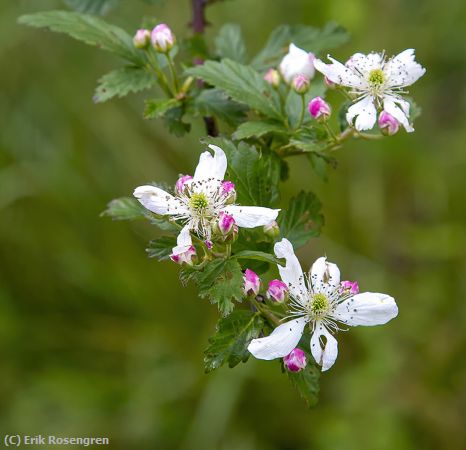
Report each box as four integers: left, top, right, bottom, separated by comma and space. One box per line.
1, 0, 465, 448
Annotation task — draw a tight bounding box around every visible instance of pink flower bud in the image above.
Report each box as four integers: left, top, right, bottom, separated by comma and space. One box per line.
264, 68, 280, 88
217, 211, 235, 236
175, 174, 193, 194
263, 220, 280, 239
308, 96, 331, 121
244, 269, 261, 296
283, 348, 307, 372
205, 240, 213, 250
151, 23, 175, 53
133, 29, 151, 49
170, 245, 196, 266
221, 181, 236, 203
378, 111, 400, 136
324, 76, 336, 89
267, 279, 288, 302
340, 280, 359, 295
292, 74, 310, 94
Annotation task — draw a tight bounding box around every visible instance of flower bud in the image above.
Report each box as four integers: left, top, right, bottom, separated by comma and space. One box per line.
267, 279, 288, 302
175, 174, 193, 194
217, 212, 236, 236
151, 23, 175, 53
378, 111, 400, 136
292, 74, 310, 94
170, 245, 197, 266
133, 29, 151, 49
263, 220, 280, 239
221, 181, 236, 204
308, 96, 331, 122
279, 43, 315, 84
244, 269, 261, 296
264, 68, 280, 88
204, 240, 213, 250
283, 348, 307, 372
340, 280, 359, 295
324, 76, 336, 89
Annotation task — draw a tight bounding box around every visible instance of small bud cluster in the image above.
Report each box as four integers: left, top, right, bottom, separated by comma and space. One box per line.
242, 271, 289, 303
133, 23, 176, 53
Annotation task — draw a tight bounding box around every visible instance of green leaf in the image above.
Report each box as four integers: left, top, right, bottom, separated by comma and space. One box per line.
406, 97, 422, 122
214, 23, 247, 63
162, 106, 191, 136
204, 137, 280, 206
232, 121, 286, 140
338, 100, 352, 132
192, 89, 247, 126
278, 191, 324, 248
94, 66, 155, 103
144, 98, 181, 119
187, 59, 283, 120
63, 0, 119, 15
18, 11, 143, 65
197, 259, 244, 316
101, 197, 146, 220
146, 236, 177, 260
287, 362, 320, 407
204, 310, 264, 372
232, 250, 284, 266
251, 25, 290, 71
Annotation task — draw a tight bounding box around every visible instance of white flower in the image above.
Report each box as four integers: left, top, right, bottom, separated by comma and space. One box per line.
247, 239, 398, 371
134, 145, 280, 257
314, 49, 426, 132
279, 43, 316, 84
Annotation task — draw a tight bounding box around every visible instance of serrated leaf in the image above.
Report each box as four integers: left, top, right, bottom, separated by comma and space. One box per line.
18, 11, 143, 65
146, 236, 177, 260
287, 362, 320, 407
63, 0, 119, 15
192, 89, 247, 126
144, 98, 181, 119
197, 259, 244, 316
94, 66, 155, 103
204, 137, 280, 207
232, 121, 286, 140
163, 106, 191, 136
101, 197, 146, 220
214, 23, 247, 63
278, 191, 324, 248
232, 250, 284, 266
204, 310, 264, 372
187, 59, 283, 120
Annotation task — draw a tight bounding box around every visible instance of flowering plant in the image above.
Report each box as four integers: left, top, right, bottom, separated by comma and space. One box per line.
19, 0, 424, 406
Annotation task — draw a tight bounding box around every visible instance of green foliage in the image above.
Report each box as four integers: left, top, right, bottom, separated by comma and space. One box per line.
94, 66, 155, 103
192, 89, 247, 126
278, 191, 324, 248
287, 361, 320, 407
101, 197, 146, 220
146, 236, 177, 260
204, 310, 264, 372
163, 106, 191, 136
187, 59, 283, 120
232, 250, 284, 266
144, 98, 181, 119
205, 138, 280, 207
232, 121, 286, 140
214, 24, 247, 63
18, 11, 143, 65
63, 0, 119, 15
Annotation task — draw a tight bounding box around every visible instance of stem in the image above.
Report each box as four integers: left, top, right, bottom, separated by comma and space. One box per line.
146, 51, 173, 97
323, 121, 338, 142
190, 0, 219, 137
165, 53, 179, 93
250, 298, 281, 327
296, 94, 306, 129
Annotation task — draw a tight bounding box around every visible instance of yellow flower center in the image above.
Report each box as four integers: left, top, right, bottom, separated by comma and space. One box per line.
368, 68, 385, 87
189, 192, 209, 211
310, 293, 329, 317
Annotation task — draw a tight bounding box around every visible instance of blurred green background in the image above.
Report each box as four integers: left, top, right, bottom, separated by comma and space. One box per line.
1, 0, 465, 448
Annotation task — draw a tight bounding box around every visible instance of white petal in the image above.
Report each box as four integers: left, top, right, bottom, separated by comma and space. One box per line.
346, 95, 377, 131
248, 317, 307, 360
383, 95, 414, 132
346, 52, 383, 74
193, 144, 227, 182
332, 292, 398, 326
134, 185, 187, 216
222, 205, 280, 228
274, 238, 307, 301
171, 225, 192, 256
384, 49, 426, 88
310, 256, 340, 295
314, 56, 366, 89
279, 43, 315, 83
310, 322, 338, 371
